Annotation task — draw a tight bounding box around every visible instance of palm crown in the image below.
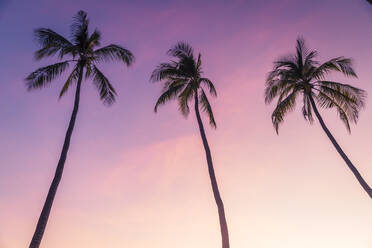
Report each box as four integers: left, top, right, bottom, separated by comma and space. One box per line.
26, 10, 134, 105
150, 42, 217, 127
265, 38, 366, 133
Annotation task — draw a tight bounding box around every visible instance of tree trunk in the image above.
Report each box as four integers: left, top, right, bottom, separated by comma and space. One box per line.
29, 65, 84, 248
194, 94, 230, 248
309, 94, 372, 199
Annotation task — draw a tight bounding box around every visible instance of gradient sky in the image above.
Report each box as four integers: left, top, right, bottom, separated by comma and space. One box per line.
0, 0, 371, 247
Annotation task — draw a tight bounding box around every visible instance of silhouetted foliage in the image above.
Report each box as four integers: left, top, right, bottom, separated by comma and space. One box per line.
265, 37, 371, 198
27, 10, 134, 104
151, 42, 217, 127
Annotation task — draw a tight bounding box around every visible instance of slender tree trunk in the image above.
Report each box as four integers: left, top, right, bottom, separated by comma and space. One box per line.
309, 94, 372, 199
194, 94, 230, 248
29, 65, 84, 248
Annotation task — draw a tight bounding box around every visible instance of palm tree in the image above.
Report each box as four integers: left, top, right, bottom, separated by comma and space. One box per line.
151, 42, 230, 248
265, 37, 371, 198
26, 10, 134, 248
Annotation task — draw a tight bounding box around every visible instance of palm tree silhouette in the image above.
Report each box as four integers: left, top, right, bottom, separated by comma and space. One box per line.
265, 37, 371, 198
26, 10, 134, 248
151, 42, 230, 248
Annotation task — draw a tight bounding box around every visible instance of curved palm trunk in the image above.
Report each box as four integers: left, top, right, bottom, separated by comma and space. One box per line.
29, 65, 84, 248
194, 94, 230, 248
309, 94, 372, 199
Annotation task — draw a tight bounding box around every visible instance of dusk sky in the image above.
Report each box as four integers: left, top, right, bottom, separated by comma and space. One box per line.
0, 0, 371, 247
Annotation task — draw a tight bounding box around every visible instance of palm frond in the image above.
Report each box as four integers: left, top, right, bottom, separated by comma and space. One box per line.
162, 78, 187, 92
196, 53, 202, 73
92, 65, 117, 105
59, 65, 80, 98
154, 83, 185, 112
178, 84, 193, 116
295, 37, 306, 70
302, 94, 314, 123
273, 57, 298, 72
94, 44, 134, 66
271, 90, 298, 133
200, 77, 217, 97
199, 89, 216, 128
315, 83, 364, 125
265, 77, 296, 104
277, 84, 298, 104
26, 61, 70, 90
303, 50, 318, 69
266, 60, 298, 104
270, 56, 302, 82
85, 63, 93, 79
71, 10, 89, 46
34, 28, 76, 60
265, 79, 280, 104
316, 81, 365, 108
86, 29, 101, 51
167, 41, 194, 58
312, 57, 357, 79
150, 62, 181, 82
316, 92, 352, 132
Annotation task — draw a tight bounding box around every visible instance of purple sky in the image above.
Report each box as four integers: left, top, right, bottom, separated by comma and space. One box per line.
0, 0, 371, 247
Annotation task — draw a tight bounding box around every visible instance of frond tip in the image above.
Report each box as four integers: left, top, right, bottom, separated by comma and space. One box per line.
271, 91, 298, 134
92, 65, 117, 105
201, 78, 217, 97
94, 44, 135, 66
200, 89, 216, 128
